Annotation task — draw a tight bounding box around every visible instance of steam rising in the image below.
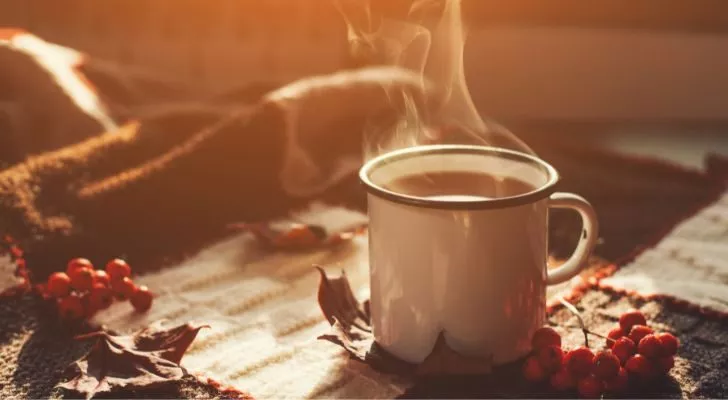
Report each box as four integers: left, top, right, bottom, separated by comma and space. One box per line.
337, 0, 533, 159
273, 0, 534, 197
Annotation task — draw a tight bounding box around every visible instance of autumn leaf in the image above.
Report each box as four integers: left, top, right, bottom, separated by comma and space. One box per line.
316, 266, 369, 329
58, 321, 208, 399
316, 267, 412, 374
229, 222, 362, 251
315, 268, 492, 376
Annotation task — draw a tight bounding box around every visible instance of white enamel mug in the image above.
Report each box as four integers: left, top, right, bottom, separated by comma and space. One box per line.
359, 145, 598, 365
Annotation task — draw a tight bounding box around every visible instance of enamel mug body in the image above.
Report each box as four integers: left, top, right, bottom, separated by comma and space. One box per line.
360, 145, 598, 365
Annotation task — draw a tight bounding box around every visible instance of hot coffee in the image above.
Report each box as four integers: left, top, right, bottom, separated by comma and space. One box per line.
383, 171, 536, 201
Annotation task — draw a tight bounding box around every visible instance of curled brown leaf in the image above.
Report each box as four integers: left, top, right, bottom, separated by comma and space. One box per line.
58, 322, 208, 399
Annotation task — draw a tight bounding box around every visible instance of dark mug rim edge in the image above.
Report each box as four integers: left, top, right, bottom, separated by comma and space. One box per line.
358, 144, 559, 210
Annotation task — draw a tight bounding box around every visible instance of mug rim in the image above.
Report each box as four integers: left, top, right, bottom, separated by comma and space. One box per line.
359, 144, 559, 210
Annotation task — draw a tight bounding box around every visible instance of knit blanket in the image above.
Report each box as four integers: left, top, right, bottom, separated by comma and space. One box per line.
1, 30, 727, 399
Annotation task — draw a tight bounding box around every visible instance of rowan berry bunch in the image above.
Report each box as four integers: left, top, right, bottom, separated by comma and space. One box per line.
41, 258, 154, 321
523, 309, 679, 398
608, 310, 679, 383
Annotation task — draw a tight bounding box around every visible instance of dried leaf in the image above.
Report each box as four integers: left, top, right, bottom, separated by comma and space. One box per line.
315, 266, 369, 330
229, 222, 362, 251
316, 268, 492, 376
58, 321, 208, 399
316, 267, 412, 374
323, 318, 372, 361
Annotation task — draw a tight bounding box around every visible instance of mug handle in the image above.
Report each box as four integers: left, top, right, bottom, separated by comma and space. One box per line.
546, 192, 599, 285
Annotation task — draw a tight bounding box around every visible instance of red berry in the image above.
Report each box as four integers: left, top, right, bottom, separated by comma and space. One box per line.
564, 347, 595, 379
106, 258, 132, 281
606, 326, 624, 348
130, 285, 153, 312
66, 258, 93, 276
9, 245, 22, 258
577, 375, 603, 399
638, 334, 662, 358
655, 355, 675, 375
111, 276, 137, 299
593, 350, 621, 380
604, 367, 629, 394
629, 325, 654, 345
625, 354, 656, 380
531, 326, 561, 350
58, 296, 84, 320
89, 283, 114, 311
619, 309, 647, 334
549, 367, 576, 391
46, 272, 71, 298
536, 345, 563, 372
94, 270, 110, 287
656, 332, 679, 356
68, 267, 95, 291
523, 356, 547, 382
612, 337, 637, 365
37, 283, 52, 300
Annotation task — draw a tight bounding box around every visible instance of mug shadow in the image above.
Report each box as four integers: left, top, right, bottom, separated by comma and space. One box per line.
5, 295, 90, 398
393, 289, 717, 399
0, 294, 31, 349
398, 355, 684, 399
398, 357, 561, 399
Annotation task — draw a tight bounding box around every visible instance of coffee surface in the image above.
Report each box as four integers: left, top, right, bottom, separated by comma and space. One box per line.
384, 171, 535, 200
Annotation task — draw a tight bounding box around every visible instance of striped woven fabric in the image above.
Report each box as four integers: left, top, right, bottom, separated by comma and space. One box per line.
601, 190, 728, 314
93, 204, 411, 399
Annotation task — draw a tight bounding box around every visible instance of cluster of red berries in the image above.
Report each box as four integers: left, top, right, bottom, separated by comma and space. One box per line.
42, 258, 154, 320
523, 309, 679, 398
606, 310, 679, 382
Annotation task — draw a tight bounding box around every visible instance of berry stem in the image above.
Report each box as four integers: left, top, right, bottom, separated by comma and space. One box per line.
560, 324, 617, 343
558, 297, 589, 347
585, 330, 610, 341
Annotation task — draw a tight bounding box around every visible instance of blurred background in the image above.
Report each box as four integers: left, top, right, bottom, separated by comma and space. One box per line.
2, 0, 728, 167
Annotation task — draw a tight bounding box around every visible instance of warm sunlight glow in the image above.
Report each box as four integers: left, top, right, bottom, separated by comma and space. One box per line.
7, 32, 117, 133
